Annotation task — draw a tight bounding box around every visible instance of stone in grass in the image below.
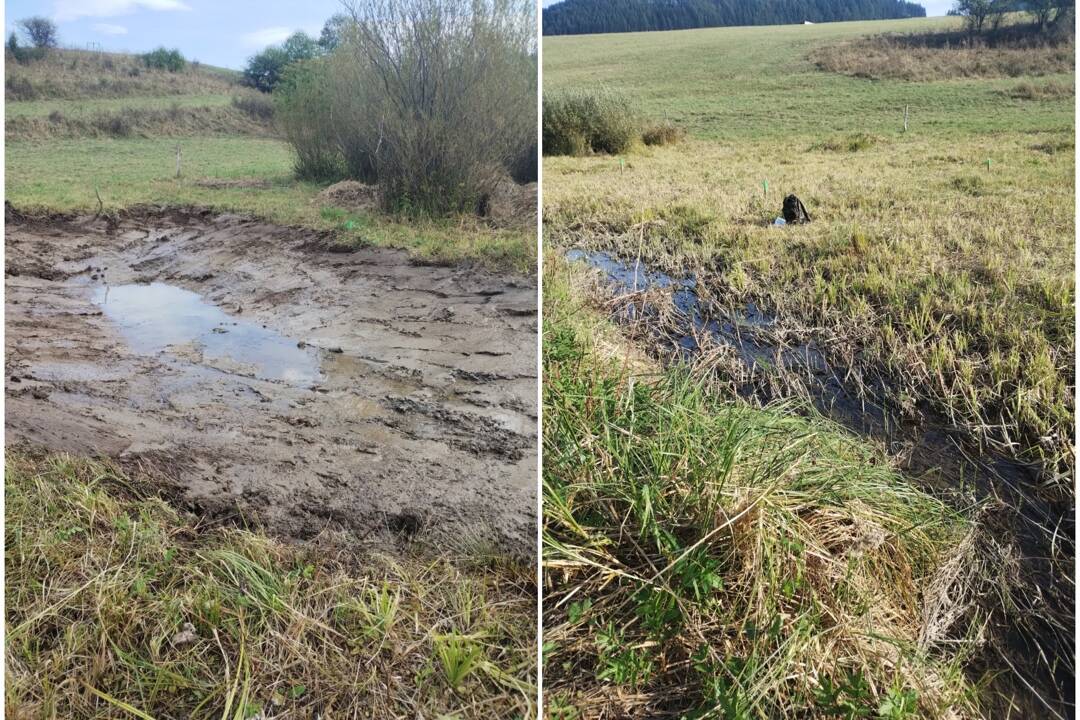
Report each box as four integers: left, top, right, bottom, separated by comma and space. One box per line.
171, 621, 198, 646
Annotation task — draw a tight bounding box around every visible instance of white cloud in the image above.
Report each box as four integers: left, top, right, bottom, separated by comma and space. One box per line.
92, 22, 128, 35
53, 0, 191, 22
241, 26, 294, 48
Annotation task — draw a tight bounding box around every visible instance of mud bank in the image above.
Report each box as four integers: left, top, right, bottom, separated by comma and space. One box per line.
566, 248, 1075, 718
5, 208, 537, 556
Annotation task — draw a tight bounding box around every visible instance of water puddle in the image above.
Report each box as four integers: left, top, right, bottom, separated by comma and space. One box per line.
93, 282, 322, 385
566, 247, 1074, 715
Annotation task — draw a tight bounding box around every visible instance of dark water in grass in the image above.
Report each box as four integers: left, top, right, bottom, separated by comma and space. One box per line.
566, 247, 1075, 719
93, 282, 322, 385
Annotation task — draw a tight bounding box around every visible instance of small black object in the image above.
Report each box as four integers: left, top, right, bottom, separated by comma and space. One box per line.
782, 194, 811, 224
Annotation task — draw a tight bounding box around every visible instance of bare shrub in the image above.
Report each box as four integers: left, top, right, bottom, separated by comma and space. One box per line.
810, 132, 879, 152
102, 113, 133, 138
641, 120, 686, 146
275, 60, 344, 181
1005, 80, 1074, 99
6, 76, 37, 100
276, 0, 536, 215
543, 88, 638, 156
231, 91, 274, 121
18, 16, 58, 49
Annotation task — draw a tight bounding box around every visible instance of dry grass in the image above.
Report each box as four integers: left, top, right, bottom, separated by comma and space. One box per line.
6, 48, 238, 101
1002, 80, 1075, 100
5, 449, 537, 719
811, 28, 1074, 81
544, 133, 1074, 485
6, 104, 272, 140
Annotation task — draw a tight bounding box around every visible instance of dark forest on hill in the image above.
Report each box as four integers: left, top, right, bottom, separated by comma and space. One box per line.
542, 0, 927, 35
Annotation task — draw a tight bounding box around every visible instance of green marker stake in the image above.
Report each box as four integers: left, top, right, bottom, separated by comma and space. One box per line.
763, 179, 768, 202
986, 158, 991, 172
620, 157, 625, 172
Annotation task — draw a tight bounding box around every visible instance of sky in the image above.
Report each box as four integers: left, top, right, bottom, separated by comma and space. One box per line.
3, 0, 955, 70
4, 0, 349, 70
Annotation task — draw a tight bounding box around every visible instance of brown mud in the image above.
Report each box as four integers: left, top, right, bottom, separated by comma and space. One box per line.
5, 207, 537, 556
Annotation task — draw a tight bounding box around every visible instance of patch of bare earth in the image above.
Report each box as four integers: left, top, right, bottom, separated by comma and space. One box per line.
5, 208, 537, 555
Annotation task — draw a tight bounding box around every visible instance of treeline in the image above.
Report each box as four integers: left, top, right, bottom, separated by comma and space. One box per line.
542, 0, 926, 35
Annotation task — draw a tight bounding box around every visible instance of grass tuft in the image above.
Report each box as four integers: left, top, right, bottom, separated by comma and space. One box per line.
542, 261, 981, 719
5, 449, 536, 719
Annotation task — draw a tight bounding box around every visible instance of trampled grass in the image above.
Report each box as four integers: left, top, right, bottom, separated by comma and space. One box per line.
542, 259, 982, 719
543, 14, 1074, 479
5, 449, 536, 719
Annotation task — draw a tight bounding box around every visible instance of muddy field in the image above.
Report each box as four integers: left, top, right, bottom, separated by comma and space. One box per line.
5, 207, 537, 555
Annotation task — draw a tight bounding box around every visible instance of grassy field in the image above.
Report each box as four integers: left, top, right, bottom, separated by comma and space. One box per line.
543, 258, 982, 719
544, 14, 1074, 477
6, 450, 536, 719
542, 12, 1073, 720
543, 16, 1073, 140
5, 49, 535, 273
5, 94, 234, 118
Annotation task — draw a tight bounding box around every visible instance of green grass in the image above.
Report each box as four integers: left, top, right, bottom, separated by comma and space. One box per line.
543, 15, 1074, 477
543, 16, 1073, 141
6, 137, 534, 273
5, 48, 535, 273
5, 450, 536, 719
542, 257, 981, 719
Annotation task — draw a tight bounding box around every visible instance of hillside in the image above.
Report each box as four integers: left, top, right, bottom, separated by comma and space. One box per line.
542, 0, 926, 35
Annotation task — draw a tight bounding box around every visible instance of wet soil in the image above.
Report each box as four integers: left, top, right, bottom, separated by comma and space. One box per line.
567, 248, 1075, 719
5, 208, 537, 556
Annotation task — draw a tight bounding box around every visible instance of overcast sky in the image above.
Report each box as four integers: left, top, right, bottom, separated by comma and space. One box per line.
4, 0, 348, 69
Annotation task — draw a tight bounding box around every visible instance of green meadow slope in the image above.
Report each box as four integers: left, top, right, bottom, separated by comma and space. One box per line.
544, 14, 1074, 473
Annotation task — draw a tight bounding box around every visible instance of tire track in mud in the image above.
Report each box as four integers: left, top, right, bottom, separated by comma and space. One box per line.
5, 208, 537, 556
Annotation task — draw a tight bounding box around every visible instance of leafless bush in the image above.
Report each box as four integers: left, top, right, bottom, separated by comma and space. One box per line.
276, 0, 536, 215
231, 91, 274, 121
641, 120, 686, 146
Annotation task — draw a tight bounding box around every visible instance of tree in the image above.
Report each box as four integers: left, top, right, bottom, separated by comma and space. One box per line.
243, 31, 322, 93
17, 16, 58, 49
1027, 0, 1072, 29
282, 31, 320, 62
953, 0, 995, 33
318, 14, 352, 51
244, 46, 291, 92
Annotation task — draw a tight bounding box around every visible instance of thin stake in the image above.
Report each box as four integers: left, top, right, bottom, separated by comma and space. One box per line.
903, 105, 909, 132
175, 144, 182, 179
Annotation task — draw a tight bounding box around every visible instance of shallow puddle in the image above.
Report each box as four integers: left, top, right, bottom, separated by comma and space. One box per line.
93, 282, 321, 385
